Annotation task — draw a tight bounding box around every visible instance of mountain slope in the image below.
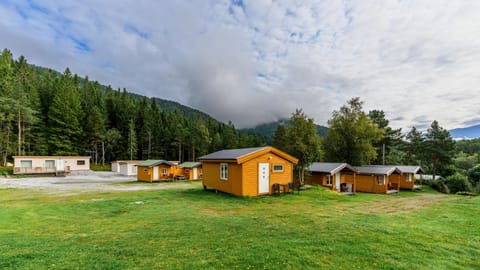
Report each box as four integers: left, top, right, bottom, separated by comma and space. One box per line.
243, 119, 328, 144
449, 125, 480, 139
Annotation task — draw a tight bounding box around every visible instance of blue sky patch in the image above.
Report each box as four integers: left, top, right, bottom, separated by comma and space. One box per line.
124, 24, 150, 39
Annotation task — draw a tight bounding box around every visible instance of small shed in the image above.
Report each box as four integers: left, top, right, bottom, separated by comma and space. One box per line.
396, 165, 424, 190
13, 156, 90, 175
136, 160, 176, 182
354, 165, 402, 194
112, 160, 140, 176
306, 162, 357, 193
178, 162, 203, 180
198, 146, 298, 196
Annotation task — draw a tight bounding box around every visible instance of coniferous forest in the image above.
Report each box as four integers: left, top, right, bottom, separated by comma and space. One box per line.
0, 49, 264, 165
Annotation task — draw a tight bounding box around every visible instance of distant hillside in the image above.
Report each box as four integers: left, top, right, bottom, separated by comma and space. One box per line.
243, 119, 328, 144
32, 65, 218, 123
449, 124, 480, 139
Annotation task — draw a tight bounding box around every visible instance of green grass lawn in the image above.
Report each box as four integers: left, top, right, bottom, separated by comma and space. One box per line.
0, 184, 478, 269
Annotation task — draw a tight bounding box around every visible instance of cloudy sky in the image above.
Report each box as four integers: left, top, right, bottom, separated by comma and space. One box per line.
1, 0, 480, 130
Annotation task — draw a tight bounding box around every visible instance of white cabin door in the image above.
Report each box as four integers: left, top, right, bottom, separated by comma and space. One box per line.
193, 168, 197, 179
335, 172, 341, 191
258, 163, 270, 194
56, 160, 64, 171
153, 167, 159, 180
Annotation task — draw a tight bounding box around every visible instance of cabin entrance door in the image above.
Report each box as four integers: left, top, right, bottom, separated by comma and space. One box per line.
153, 166, 159, 180
258, 163, 270, 194
193, 168, 197, 179
335, 172, 341, 191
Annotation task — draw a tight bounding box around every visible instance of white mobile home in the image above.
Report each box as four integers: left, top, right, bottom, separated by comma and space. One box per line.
111, 160, 140, 176
13, 156, 90, 175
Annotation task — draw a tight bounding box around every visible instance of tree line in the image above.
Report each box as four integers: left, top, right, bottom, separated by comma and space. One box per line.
0, 49, 262, 165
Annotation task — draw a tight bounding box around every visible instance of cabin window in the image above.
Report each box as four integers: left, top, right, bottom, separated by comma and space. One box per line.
132, 166, 137, 174
20, 160, 32, 168
377, 175, 385, 185
220, 163, 228, 180
45, 160, 55, 168
143, 169, 148, 173
162, 168, 167, 176
77, 160, 86, 165
199, 169, 203, 176
405, 174, 412, 182
272, 164, 284, 172
326, 175, 332, 185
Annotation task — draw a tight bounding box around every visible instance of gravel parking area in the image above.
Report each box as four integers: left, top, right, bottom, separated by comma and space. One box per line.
0, 171, 195, 194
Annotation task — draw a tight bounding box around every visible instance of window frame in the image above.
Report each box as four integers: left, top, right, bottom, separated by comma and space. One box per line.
326, 175, 332, 185
272, 164, 284, 172
20, 160, 32, 168
45, 160, 55, 168
377, 175, 385, 185
220, 163, 228, 180
77, 160, 86, 166
405, 173, 412, 182
161, 168, 167, 176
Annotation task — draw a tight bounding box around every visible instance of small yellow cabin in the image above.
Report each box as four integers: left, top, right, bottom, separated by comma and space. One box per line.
396, 165, 424, 190
354, 165, 402, 194
177, 162, 203, 180
198, 146, 298, 196
136, 160, 177, 182
306, 162, 357, 193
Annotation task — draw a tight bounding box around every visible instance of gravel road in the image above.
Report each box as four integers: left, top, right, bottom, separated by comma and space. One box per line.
0, 171, 195, 194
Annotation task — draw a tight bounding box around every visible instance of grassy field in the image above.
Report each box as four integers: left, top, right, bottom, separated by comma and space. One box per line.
0, 183, 478, 269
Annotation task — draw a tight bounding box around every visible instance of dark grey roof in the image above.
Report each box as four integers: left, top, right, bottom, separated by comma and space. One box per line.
198, 147, 268, 160
308, 162, 357, 174
395, 165, 424, 174
354, 165, 401, 175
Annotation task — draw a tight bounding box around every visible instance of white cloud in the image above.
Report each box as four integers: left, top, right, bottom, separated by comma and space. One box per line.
1, 0, 480, 130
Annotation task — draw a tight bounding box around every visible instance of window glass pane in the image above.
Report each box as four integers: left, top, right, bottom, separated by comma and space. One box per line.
77, 160, 86, 165
45, 160, 55, 168
273, 164, 284, 172
20, 160, 32, 168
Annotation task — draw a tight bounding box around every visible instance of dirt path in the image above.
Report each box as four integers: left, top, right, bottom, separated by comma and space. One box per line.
0, 172, 196, 194
360, 193, 452, 214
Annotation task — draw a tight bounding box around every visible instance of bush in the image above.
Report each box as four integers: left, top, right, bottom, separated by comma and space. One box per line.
446, 173, 472, 194
430, 180, 450, 194
0, 166, 14, 176
455, 191, 477, 196
467, 164, 480, 186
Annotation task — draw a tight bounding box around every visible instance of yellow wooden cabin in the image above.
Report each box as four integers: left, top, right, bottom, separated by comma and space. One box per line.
136, 160, 177, 182
198, 146, 298, 196
306, 162, 357, 193
177, 162, 203, 180
396, 165, 424, 190
354, 165, 402, 194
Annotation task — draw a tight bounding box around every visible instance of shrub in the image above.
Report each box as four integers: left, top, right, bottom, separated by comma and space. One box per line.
446, 173, 472, 194
430, 179, 450, 194
455, 191, 477, 196
467, 164, 480, 186
0, 166, 13, 176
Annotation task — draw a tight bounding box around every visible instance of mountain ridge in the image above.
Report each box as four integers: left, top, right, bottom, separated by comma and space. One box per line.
449, 124, 480, 139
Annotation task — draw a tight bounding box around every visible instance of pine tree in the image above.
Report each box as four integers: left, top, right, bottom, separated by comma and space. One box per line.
425, 120, 455, 180
285, 109, 322, 185
48, 68, 84, 155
